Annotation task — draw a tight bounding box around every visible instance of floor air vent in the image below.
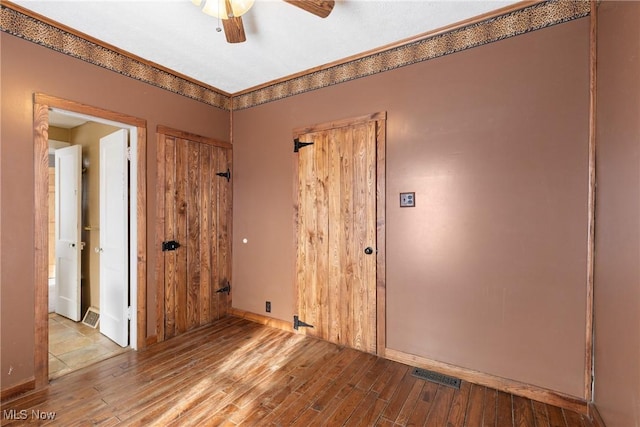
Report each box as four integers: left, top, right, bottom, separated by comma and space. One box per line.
411, 367, 461, 389
82, 307, 100, 328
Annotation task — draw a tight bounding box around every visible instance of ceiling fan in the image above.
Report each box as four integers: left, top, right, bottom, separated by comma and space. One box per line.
192, 0, 335, 43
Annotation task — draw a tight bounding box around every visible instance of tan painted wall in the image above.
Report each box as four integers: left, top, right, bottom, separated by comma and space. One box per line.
48, 127, 71, 142
0, 33, 229, 390
232, 18, 590, 397
594, 2, 640, 426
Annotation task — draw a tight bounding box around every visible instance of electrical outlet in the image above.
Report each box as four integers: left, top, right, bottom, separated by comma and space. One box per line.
266, 301, 271, 313
400, 192, 416, 207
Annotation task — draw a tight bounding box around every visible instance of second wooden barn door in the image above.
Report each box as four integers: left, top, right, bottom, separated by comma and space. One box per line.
156, 126, 232, 341
294, 113, 386, 354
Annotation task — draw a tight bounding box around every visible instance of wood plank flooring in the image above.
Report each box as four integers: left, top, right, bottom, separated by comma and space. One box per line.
1, 317, 594, 426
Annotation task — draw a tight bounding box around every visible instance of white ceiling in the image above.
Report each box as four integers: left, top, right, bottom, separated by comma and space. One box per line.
14, 0, 519, 94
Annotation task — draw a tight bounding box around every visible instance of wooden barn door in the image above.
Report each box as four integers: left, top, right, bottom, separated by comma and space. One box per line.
294, 113, 386, 354
156, 126, 232, 341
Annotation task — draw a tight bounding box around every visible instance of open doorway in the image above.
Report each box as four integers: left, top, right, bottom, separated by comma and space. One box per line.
32, 93, 148, 387
47, 112, 131, 378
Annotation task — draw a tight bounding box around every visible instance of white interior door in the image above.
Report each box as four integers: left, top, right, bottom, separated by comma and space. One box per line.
99, 129, 129, 347
55, 145, 82, 321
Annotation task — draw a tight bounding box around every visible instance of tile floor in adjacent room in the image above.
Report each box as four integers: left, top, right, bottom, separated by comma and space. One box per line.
48, 313, 129, 379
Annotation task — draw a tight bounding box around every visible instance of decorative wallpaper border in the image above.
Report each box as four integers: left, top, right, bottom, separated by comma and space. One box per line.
233, 0, 590, 110
0, 4, 231, 111
1, 1, 589, 112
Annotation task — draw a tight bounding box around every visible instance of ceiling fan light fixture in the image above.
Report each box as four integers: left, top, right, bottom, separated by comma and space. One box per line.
201, 0, 255, 20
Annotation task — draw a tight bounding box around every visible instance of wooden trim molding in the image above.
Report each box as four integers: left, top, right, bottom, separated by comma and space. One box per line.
33, 102, 50, 388
145, 335, 158, 347
584, 0, 598, 402
155, 132, 167, 343
136, 127, 148, 352
1, 1, 230, 110
375, 115, 387, 357
292, 112, 387, 138
589, 403, 607, 427
229, 308, 295, 333
156, 125, 232, 149
34, 94, 147, 128
0, 378, 35, 402
32, 94, 148, 389
384, 347, 589, 415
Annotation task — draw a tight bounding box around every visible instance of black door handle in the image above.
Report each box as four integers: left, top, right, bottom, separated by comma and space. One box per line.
364, 247, 374, 255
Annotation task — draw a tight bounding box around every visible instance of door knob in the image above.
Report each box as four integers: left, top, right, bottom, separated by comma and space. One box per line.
69, 243, 76, 248
364, 247, 374, 255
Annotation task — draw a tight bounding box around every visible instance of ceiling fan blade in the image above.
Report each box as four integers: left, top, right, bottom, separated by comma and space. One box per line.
222, 16, 246, 43
283, 0, 335, 18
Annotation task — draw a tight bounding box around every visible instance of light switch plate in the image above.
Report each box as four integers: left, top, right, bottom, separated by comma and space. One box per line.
400, 192, 415, 207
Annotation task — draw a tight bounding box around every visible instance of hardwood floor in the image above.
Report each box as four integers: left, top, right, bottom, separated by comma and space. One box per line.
2, 317, 594, 426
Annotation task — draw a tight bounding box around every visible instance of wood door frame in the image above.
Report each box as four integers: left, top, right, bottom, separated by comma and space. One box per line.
33, 93, 147, 388
155, 125, 232, 342
292, 111, 387, 356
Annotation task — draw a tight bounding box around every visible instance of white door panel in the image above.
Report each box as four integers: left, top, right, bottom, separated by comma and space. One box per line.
99, 129, 129, 347
55, 145, 82, 321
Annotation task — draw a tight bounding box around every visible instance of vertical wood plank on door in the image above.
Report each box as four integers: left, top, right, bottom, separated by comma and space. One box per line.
315, 132, 330, 339
156, 133, 166, 341
375, 117, 387, 356
339, 126, 354, 347
164, 136, 177, 339
33, 102, 50, 387
217, 147, 232, 316
199, 144, 211, 326
365, 122, 377, 353
308, 136, 320, 337
186, 141, 201, 330
327, 130, 342, 344
298, 135, 320, 337
175, 139, 189, 334
209, 146, 220, 321
352, 124, 367, 351
355, 121, 377, 353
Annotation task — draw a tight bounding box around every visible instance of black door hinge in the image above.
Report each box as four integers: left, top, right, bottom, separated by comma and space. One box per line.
294, 138, 314, 153
162, 240, 180, 252
216, 168, 231, 182
216, 282, 231, 294
293, 315, 314, 330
